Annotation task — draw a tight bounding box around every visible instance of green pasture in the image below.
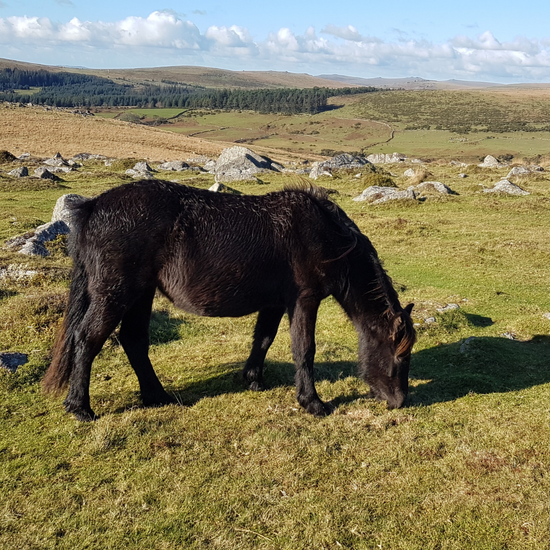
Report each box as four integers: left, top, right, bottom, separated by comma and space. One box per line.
94, 87, 550, 161
1, 154, 550, 549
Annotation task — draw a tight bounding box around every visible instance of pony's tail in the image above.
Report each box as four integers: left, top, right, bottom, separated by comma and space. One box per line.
43, 199, 95, 395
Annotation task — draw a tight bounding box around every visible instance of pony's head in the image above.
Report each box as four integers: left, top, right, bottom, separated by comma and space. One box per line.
360, 303, 416, 409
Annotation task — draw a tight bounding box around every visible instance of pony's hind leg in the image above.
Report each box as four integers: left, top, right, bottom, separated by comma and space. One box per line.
63, 299, 124, 421
289, 296, 332, 417
119, 288, 175, 408
242, 306, 285, 391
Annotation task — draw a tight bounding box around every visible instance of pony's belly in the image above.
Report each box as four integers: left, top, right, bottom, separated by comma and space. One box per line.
169, 282, 284, 318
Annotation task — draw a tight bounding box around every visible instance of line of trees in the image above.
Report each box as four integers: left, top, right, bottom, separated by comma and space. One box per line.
0, 68, 378, 115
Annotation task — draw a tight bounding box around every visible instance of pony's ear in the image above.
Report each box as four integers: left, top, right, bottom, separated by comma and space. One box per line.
404, 303, 414, 315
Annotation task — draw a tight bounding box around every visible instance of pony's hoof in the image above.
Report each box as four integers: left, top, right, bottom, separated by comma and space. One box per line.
72, 408, 97, 422
142, 392, 177, 408
64, 399, 97, 421
248, 381, 265, 392
306, 400, 333, 417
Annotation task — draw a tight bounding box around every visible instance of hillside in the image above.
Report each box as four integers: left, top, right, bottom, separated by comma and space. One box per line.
0, 58, 352, 90
318, 74, 504, 90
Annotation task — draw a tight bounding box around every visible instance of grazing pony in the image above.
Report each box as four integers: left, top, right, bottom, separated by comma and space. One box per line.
43, 180, 415, 421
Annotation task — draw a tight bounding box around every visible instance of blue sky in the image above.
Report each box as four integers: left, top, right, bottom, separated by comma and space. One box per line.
1, 0, 550, 83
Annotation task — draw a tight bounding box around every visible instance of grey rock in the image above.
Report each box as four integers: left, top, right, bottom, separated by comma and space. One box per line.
18, 240, 49, 257
501, 332, 517, 340
18, 220, 70, 257
483, 179, 529, 196
436, 303, 460, 313
157, 160, 190, 172
125, 169, 156, 179
17, 153, 31, 160
507, 165, 531, 178
8, 166, 29, 177
403, 168, 416, 177
34, 167, 60, 181
478, 155, 507, 168
46, 166, 73, 174
212, 146, 278, 183
309, 162, 333, 180
459, 173, 468, 178
415, 181, 453, 195
309, 154, 373, 180
0, 352, 28, 373
543, 313, 550, 320
208, 182, 241, 194
125, 161, 155, 178
44, 152, 70, 167
353, 186, 416, 203
366, 152, 407, 164
133, 161, 154, 173
72, 153, 108, 161
424, 317, 436, 324
51, 194, 88, 230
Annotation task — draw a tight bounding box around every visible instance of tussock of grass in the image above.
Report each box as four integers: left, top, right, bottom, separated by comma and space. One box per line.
0, 291, 66, 351
407, 169, 433, 185
0, 176, 61, 192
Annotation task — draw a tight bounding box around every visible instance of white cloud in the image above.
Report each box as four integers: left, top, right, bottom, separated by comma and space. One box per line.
321, 24, 381, 44
1, 12, 550, 82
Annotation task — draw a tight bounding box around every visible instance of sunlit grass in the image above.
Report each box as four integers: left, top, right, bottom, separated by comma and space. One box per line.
1, 140, 550, 549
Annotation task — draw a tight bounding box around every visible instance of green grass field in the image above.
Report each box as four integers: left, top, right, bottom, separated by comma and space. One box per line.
1, 115, 550, 548
93, 88, 550, 162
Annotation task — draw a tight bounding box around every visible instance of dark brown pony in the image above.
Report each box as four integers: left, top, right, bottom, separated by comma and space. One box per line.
43, 180, 415, 421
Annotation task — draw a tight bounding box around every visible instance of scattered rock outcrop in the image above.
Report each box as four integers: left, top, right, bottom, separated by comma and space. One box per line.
209, 146, 280, 183
353, 186, 416, 204
157, 160, 190, 172
72, 153, 108, 161
506, 165, 544, 178
6, 220, 70, 257
414, 181, 453, 195
483, 179, 529, 196
126, 161, 155, 179
309, 154, 374, 180
34, 167, 60, 181
478, 155, 507, 168
44, 152, 71, 168
366, 152, 407, 164
8, 166, 29, 177
51, 194, 87, 230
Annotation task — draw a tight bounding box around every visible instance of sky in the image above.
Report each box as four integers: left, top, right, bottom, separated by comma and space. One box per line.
1, 0, 550, 83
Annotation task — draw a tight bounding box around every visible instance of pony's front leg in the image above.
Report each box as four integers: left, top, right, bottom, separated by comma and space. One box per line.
242, 306, 285, 391
289, 296, 331, 417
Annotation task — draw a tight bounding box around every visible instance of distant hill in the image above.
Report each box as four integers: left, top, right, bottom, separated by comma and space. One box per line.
0, 58, 353, 89
317, 74, 503, 90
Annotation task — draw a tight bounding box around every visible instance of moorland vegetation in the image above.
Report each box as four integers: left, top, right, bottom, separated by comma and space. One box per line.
0, 68, 374, 114
1, 71, 550, 548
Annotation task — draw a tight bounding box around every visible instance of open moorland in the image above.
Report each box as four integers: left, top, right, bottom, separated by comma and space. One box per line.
1, 81, 550, 549
89, 86, 550, 162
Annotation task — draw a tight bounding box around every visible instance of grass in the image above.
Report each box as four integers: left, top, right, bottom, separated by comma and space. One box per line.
1, 108, 550, 548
